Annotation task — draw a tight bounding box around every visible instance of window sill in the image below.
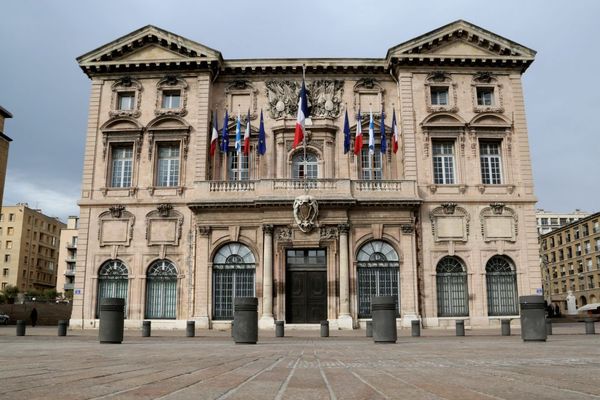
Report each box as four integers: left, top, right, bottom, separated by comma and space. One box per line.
476, 184, 515, 194
147, 186, 185, 196
100, 187, 137, 197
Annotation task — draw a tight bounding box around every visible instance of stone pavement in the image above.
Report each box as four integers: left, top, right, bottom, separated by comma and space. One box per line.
1, 323, 600, 400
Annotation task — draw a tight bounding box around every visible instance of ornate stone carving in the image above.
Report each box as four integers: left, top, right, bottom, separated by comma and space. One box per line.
155, 75, 188, 117
320, 226, 338, 240
262, 224, 274, 235
145, 207, 184, 246
490, 202, 505, 215
265, 80, 299, 119
197, 225, 211, 237
471, 72, 504, 114
430, 205, 470, 242
441, 203, 457, 214
265, 79, 344, 119
98, 207, 135, 247
109, 205, 125, 218
293, 195, 319, 233
401, 224, 415, 234
480, 204, 518, 242
225, 80, 259, 120
337, 223, 350, 235
157, 203, 173, 217
110, 77, 143, 118
276, 227, 292, 241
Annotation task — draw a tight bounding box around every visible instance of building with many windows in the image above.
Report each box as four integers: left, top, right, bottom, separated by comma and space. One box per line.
540, 212, 600, 313
536, 208, 590, 235
71, 20, 540, 330
0, 204, 65, 292
56, 216, 78, 298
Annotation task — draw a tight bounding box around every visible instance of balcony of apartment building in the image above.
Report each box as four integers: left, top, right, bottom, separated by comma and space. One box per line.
64, 264, 76, 277
66, 241, 77, 250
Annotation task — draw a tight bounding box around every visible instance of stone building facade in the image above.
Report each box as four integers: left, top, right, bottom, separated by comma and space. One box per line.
72, 20, 540, 329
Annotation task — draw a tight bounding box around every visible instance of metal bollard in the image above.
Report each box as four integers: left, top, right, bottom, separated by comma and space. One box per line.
234, 297, 258, 344
366, 321, 373, 337
142, 321, 151, 337
585, 318, 596, 335
275, 320, 284, 337
501, 319, 511, 336
16, 320, 26, 336
99, 298, 125, 344
320, 320, 329, 337
519, 295, 546, 342
456, 320, 465, 336
186, 321, 195, 337
546, 319, 553, 335
411, 320, 421, 337
372, 296, 397, 343
58, 320, 68, 336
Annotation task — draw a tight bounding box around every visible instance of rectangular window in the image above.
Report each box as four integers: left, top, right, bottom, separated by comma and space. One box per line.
7, 227, 13, 236
583, 224, 589, 236
595, 238, 600, 252
161, 90, 181, 109
589, 276, 595, 289
594, 220, 599, 233
585, 241, 591, 254
360, 149, 382, 180
8, 214, 14, 222
476, 87, 494, 106
5, 241, 11, 249
587, 259, 593, 272
110, 145, 133, 187
156, 143, 180, 186
432, 141, 455, 184
117, 92, 135, 110
2, 268, 7, 276
566, 231, 571, 242
574, 227, 580, 240
558, 249, 564, 261
227, 150, 249, 181
430, 87, 449, 106
4, 255, 9, 262
576, 244, 581, 256
558, 234, 563, 245
480, 142, 503, 184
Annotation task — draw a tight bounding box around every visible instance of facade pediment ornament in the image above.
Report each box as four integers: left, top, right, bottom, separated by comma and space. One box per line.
430, 204, 470, 242
293, 195, 319, 233
275, 227, 292, 241
480, 204, 518, 242
145, 207, 184, 245
265, 80, 344, 119
109, 205, 125, 218
320, 226, 338, 240
226, 80, 259, 120
98, 206, 135, 247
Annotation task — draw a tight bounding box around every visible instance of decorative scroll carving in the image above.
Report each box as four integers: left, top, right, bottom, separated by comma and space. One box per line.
441, 202, 457, 214
293, 195, 319, 233
276, 227, 292, 241
157, 203, 173, 217
265, 80, 299, 119
262, 224, 274, 235
320, 226, 338, 240
145, 207, 184, 246
337, 223, 350, 235
471, 72, 504, 113
226, 80, 259, 120
110, 77, 143, 118
401, 224, 415, 234
155, 76, 188, 117
430, 204, 470, 242
109, 205, 125, 218
480, 204, 518, 242
98, 206, 135, 247
424, 72, 458, 113
197, 225, 211, 237
265, 79, 344, 119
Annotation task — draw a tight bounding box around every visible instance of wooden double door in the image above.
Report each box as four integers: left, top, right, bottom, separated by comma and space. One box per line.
285, 249, 327, 323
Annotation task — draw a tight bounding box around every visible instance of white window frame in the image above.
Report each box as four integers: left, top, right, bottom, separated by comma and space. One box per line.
110, 144, 134, 188
156, 143, 180, 187
432, 141, 456, 184
476, 87, 495, 106
430, 86, 449, 106
360, 147, 382, 180
480, 141, 503, 185
161, 90, 181, 109
227, 149, 249, 181
292, 151, 319, 179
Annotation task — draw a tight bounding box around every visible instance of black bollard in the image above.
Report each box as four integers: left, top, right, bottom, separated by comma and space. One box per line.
275, 320, 284, 337
456, 320, 465, 336
519, 295, 547, 342
186, 320, 195, 337
411, 320, 421, 337
545, 318, 553, 335
231, 321, 234, 337
501, 319, 511, 336
58, 320, 68, 336
366, 321, 373, 337
16, 320, 26, 336
234, 297, 258, 344
142, 320, 151, 337
99, 298, 125, 344
320, 320, 329, 337
372, 296, 397, 343
585, 318, 596, 335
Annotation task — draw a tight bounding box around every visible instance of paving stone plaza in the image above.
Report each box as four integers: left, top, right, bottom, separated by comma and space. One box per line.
2, 324, 600, 399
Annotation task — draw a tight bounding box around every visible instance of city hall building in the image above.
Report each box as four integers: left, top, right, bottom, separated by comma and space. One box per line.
71, 20, 540, 330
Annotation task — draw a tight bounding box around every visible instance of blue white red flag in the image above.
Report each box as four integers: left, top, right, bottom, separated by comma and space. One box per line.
258, 110, 266, 156
293, 79, 309, 149
221, 110, 229, 152
353, 111, 363, 155
380, 110, 387, 154
343, 109, 351, 154
235, 113, 242, 153
210, 110, 219, 158
368, 111, 375, 155
243, 110, 251, 155
392, 109, 399, 154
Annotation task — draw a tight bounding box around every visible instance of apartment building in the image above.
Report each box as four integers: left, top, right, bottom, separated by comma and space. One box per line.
536, 208, 590, 235
56, 216, 78, 298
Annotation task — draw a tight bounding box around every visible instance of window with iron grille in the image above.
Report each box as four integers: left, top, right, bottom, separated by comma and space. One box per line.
432, 141, 456, 184
96, 260, 128, 318
356, 240, 399, 318
145, 260, 178, 319
485, 256, 518, 316
212, 243, 255, 320
479, 142, 502, 184
110, 145, 133, 187
436, 256, 469, 317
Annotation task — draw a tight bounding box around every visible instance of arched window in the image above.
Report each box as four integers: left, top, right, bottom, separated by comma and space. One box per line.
145, 260, 178, 319
97, 260, 128, 318
356, 240, 400, 318
292, 151, 319, 179
212, 243, 256, 320
485, 255, 518, 316
436, 256, 469, 317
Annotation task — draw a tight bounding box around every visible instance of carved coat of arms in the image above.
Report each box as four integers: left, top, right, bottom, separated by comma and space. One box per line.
293, 195, 318, 233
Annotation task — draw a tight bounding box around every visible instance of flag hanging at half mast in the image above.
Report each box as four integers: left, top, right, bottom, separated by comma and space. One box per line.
210, 110, 219, 158
293, 79, 309, 149
243, 110, 251, 155
258, 110, 266, 156
353, 111, 363, 155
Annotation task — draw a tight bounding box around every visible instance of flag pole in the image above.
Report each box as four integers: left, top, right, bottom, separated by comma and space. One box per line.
369, 103, 373, 180
302, 64, 308, 192
237, 105, 241, 182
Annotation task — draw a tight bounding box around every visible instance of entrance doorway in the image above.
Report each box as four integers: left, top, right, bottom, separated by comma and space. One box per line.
285, 249, 327, 323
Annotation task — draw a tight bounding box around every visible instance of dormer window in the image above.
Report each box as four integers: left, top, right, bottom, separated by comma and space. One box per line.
476, 87, 495, 106
161, 90, 181, 109
117, 92, 135, 111
430, 87, 449, 106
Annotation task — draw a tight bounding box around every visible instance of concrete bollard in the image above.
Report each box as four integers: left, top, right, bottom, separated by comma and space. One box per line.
186, 321, 195, 337
275, 320, 284, 337
411, 320, 421, 337
58, 320, 68, 337
16, 320, 26, 336
233, 297, 258, 344
372, 296, 397, 343
320, 321, 329, 337
546, 319, 553, 335
519, 295, 547, 342
366, 321, 373, 337
99, 298, 125, 344
501, 319, 511, 336
142, 320, 151, 337
585, 318, 596, 335
456, 320, 465, 336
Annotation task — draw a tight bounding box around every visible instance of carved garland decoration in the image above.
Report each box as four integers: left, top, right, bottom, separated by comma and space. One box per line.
155, 75, 189, 117
145, 204, 184, 245
110, 77, 143, 118
98, 205, 135, 246
429, 203, 470, 242
479, 203, 518, 242
265, 80, 344, 119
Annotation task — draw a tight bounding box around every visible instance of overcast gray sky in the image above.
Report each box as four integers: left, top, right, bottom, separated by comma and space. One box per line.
0, 0, 598, 222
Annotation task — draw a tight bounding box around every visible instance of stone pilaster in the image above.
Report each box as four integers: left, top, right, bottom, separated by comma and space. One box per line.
259, 225, 275, 329
400, 223, 420, 327
337, 223, 353, 329
194, 225, 211, 328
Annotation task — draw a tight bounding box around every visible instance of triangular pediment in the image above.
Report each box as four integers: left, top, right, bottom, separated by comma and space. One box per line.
116, 44, 188, 62
427, 39, 498, 57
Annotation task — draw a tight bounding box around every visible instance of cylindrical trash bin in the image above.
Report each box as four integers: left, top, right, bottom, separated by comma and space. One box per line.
320, 321, 329, 337
585, 318, 596, 335
186, 321, 195, 337
58, 320, 68, 336
456, 320, 465, 336
275, 320, 284, 337
372, 296, 397, 343
501, 319, 511, 336
411, 320, 421, 337
234, 297, 258, 344
519, 295, 547, 342
99, 298, 125, 344
546, 319, 553, 335
142, 320, 151, 337
16, 320, 26, 336
231, 322, 234, 338
366, 321, 373, 337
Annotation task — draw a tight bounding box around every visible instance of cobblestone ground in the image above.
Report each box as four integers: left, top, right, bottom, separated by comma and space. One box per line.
1, 323, 600, 400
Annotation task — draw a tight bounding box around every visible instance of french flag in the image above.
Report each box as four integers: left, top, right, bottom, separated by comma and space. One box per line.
243, 109, 251, 155
368, 111, 375, 155
234, 113, 242, 153
293, 79, 308, 149
392, 109, 399, 154
210, 111, 218, 158
353, 111, 362, 155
